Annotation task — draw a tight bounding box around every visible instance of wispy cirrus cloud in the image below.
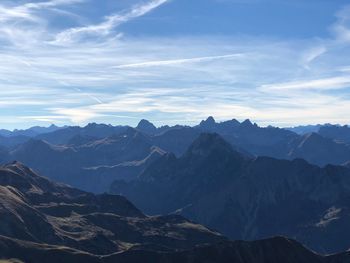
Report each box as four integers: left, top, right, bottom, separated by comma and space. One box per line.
260, 76, 350, 91
0, 0, 84, 22
0, 0, 85, 46
0, 1, 350, 129
54, 0, 170, 44
330, 4, 350, 43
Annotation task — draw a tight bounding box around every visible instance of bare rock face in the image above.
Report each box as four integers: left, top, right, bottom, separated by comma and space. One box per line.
112, 133, 350, 254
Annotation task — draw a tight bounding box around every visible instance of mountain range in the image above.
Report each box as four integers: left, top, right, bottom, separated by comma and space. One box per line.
0, 161, 224, 261
2, 118, 350, 261
111, 133, 350, 254
0, 117, 349, 194
1, 161, 350, 262
286, 124, 350, 144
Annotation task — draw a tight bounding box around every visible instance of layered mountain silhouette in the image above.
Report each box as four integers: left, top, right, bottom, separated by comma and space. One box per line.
112, 133, 350, 254
1, 117, 350, 194
318, 125, 350, 144
286, 124, 323, 135
150, 117, 350, 166
287, 132, 350, 165
8, 128, 163, 193
1, 161, 350, 263
0, 124, 62, 138
36, 123, 128, 145
0, 135, 30, 149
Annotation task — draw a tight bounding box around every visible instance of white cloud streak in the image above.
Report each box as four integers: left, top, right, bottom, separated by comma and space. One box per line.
113, 54, 244, 69
261, 76, 350, 91
54, 0, 169, 44
0, 0, 84, 22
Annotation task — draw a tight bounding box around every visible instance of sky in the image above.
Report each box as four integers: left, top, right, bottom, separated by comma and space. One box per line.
0, 0, 350, 129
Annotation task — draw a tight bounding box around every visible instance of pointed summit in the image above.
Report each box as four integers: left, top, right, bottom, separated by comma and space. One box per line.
199, 116, 216, 129
136, 119, 157, 135
241, 119, 253, 127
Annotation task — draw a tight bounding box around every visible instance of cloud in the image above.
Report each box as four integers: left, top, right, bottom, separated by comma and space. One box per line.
51, 107, 102, 123
54, 0, 169, 44
23, 0, 85, 9
0, 0, 85, 46
260, 76, 350, 91
301, 46, 327, 69
330, 5, 350, 43
72, 87, 104, 104
0, 1, 350, 129
0, 0, 84, 22
2, 34, 350, 128
113, 54, 244, 69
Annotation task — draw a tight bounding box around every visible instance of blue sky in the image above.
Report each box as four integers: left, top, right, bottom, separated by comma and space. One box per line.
0, 0, 350, 129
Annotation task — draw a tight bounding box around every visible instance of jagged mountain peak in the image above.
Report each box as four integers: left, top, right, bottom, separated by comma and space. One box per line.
241, 119, 254, 127
199, 116, 216, 128
85, 122, 107, 129
221, 118, 240, 126
136, 119, 157, 134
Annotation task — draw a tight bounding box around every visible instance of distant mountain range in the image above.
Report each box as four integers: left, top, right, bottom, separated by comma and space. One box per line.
286, 124, 324, 135
9, 128, 164, 193
1, 118, 350, 194
0, 124, 63, 138
1, 161, 350, 263
112, 133, 350, 254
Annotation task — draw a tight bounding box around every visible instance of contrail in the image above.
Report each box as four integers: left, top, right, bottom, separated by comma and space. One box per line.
113, 54, 243, 69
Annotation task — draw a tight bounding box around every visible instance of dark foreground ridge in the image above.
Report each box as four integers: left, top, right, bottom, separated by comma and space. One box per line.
1, 161, 350, 262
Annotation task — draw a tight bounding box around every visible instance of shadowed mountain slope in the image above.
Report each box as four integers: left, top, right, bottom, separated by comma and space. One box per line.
2, 235, 347, 263
9, 128, 164, 192
319, 125, 350, 144
0, 163, 350, 262
112, 133, 350, 254
0, 162, 226, 259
